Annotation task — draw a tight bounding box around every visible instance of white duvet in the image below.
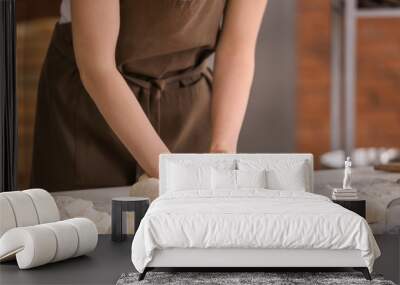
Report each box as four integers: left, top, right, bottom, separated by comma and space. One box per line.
131, 190, 380, 273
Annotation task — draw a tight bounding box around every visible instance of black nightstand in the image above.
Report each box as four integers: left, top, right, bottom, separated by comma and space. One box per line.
112, 197, 150, 242
332, 199, 366, 218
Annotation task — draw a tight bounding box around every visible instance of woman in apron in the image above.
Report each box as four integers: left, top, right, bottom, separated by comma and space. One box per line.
31, 0, 267, 191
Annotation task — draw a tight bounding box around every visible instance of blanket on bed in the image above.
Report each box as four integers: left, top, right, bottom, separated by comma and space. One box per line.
131, 190, 380, 273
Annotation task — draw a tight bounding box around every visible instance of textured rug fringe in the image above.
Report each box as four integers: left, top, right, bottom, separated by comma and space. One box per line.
116, 271, 394, 285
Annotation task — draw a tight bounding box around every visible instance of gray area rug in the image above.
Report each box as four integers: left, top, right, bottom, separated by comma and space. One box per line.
116, 272, 396, 285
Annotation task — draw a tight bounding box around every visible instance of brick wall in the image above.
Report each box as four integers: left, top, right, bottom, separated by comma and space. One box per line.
296, 0, 400, 168
357, 19, 400, 147
17, 18, 57, 189
16, 2, 61, 189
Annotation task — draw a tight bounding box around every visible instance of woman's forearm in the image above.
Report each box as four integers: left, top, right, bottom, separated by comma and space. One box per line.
211, 48, 255, 153
80, 66, 169, 177
71, 0, 169, 178
210, 0, 266, 153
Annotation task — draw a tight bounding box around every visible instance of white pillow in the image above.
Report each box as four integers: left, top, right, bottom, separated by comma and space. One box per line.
211, 169, 268, 190
211, 168, 236, 190
236, 169, 267, 189
165, 159, 236, 171
167, 163, 211, 191
267, 168, 306, 191
238, 159, 308, 191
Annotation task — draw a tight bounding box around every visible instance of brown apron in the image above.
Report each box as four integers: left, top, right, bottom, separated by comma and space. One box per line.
31, 0, 226, 191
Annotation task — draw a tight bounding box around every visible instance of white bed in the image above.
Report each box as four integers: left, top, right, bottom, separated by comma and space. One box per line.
131, 154, 380, 280
49, 167, 400, 236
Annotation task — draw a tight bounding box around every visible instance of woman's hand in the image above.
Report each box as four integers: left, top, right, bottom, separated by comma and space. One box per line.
209, 142, 236, 154
211, 0, 267, 154
71, 0, 169, 178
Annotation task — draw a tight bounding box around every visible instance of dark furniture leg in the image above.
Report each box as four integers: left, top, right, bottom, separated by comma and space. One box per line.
138, 268, 148, 281
134, 203, 147, 232
112, 201, 123, 241
354, 267, 372, 280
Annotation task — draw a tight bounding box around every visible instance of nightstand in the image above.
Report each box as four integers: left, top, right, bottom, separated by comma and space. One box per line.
112, 197, 150, 242
332, 199, 366, 218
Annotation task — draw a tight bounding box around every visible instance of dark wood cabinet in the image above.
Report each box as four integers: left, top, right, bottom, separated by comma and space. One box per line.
333, 199, 366, 218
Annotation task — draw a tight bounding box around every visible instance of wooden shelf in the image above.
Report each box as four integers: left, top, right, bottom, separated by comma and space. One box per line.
356, 7, 400, 18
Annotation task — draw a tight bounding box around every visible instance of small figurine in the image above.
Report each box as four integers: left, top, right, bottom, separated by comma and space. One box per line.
342, 156, 352, 190
332, 156, 358, 200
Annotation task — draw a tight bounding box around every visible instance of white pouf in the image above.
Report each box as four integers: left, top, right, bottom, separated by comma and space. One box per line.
42, 221, 79, 262
0, 196, 17, 237
65, 218, 98, 257
0, 189, 98, 269
0, 218, 97, 269
24, 189, 60, 223
0, 225, 57, 268
1, 191, 39, 227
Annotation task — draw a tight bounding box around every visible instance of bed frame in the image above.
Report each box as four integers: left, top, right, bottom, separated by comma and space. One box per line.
139, 154, 372, 281
140, 248, 371, 280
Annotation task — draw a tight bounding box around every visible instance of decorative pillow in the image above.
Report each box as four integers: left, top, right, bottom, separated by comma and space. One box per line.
211, 168, 236, 190
211, 169, 268, 190
167, 163, 211, 191
236, 169, 268, 189
238, 159, 308, 191
267, 166, 306, 191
